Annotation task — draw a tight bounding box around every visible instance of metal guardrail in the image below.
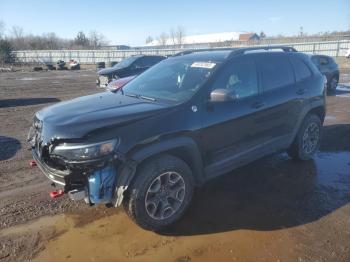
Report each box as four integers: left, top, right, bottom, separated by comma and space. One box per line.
12, 40, 350, 64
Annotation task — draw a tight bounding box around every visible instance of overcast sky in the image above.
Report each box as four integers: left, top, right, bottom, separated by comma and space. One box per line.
0, 0, 349, 46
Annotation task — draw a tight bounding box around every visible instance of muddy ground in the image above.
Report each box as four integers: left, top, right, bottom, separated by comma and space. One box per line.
0, 69, 350, 262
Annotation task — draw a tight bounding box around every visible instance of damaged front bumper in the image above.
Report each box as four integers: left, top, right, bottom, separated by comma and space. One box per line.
32, 149, 68, 186
31, 148, 126, 206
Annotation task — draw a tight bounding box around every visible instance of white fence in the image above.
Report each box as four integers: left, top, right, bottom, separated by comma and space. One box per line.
13, 40, 350, 64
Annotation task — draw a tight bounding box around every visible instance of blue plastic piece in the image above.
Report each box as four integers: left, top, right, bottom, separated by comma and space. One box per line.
88, 165, 117, 204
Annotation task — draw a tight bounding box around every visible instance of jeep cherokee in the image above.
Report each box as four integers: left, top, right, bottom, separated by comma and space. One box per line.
28, 46, 326, 231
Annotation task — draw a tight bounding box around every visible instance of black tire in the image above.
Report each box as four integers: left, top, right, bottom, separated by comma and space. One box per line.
327, 75, 338, 94
123, 154, 194, 231
287, 114, 322, 161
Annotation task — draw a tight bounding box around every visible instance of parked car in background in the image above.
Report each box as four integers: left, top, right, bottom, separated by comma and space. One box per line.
29, 46, 325, 231
345, 48, 350, 58
310, 55, 339, 93
106, 75, 136, 92
68, 59, 80, 70
96, 55, 165, 87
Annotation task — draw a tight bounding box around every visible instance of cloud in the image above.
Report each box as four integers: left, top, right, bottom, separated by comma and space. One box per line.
268, 16, 283, 22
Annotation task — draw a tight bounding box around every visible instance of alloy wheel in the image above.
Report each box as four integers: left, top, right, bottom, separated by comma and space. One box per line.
145, 171, 186, 220
302, 122, 320, 154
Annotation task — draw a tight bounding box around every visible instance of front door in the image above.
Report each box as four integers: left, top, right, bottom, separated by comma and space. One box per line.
199, 55, 265, 173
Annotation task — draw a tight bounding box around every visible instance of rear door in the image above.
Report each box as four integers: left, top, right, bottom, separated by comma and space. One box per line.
255, 53, 299, 146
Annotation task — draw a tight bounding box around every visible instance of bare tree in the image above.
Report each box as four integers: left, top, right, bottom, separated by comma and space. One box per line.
74, 31, 89, 47
89, 30, 108, 49
10, 25, 26, 49
0, 38, 15, 64
299, 26, 304, 37
145, 36, 153, 44
11, 25, 24, 39
158, 32, 168, 47
169, 28, 176, 47
43, 32, 59, 49
0, 20, 5, 39
175, 26, 185, 46
259, 31, 266, 39
89, 30, 99, 49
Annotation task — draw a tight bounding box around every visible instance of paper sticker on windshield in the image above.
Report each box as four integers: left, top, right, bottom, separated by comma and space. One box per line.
191, 62, 216, 69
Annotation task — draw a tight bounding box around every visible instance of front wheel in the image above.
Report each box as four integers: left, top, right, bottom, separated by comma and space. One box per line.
287, 114, 322, 160
123, 154, 194, 231
327, 76, 338, 94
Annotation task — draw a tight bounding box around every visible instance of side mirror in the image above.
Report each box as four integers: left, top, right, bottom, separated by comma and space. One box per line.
209, 88, 237, 103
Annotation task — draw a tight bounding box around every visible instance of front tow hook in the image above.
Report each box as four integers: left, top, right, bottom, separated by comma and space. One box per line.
50, 190, 64, 199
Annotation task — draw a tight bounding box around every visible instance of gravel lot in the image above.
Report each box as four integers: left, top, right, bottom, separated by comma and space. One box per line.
0, 69, 350, 262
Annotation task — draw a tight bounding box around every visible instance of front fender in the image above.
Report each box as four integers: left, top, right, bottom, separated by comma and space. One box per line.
113, 136, 204, 206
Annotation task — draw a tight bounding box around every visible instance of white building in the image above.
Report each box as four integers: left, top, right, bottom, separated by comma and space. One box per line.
145, 32, 259, 48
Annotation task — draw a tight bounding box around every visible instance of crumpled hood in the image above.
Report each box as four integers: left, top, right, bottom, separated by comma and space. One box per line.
36, 92, 169, 144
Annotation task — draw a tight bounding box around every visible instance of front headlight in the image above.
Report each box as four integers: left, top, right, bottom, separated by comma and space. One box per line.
51, 139, 118, 161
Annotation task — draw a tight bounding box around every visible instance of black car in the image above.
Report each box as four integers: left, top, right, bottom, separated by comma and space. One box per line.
29, 46, 325, 231
96, 55, 165, 87
310, 54, 339, 93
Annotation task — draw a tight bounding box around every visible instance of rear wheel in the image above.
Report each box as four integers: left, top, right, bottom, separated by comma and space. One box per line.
123, 154, 194, 231
287, 114, 322, 160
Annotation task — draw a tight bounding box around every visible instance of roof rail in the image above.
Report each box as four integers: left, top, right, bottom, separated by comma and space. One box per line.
172, 45, 297, 58
172, 47, 237, 57
228, 45, 297, 58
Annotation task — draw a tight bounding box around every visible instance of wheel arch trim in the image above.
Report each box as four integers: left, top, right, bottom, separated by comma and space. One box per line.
113, 136, 204, 206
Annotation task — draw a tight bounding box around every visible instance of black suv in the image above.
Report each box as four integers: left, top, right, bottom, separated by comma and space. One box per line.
310, 54, 339, 93
96, 55, 165, 87
29, 46, 325, 231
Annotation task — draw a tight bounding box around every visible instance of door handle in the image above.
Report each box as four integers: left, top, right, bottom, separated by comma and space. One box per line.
296, 89, 306, 95
252, 101, 265, 109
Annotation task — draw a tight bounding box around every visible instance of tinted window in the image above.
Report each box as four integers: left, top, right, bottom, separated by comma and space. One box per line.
212, 57, 258, 99
113, 56, 138, 68
134, 56, 163, 68
312, 56, 330, 67
290, 56, 312, 81
258, 55, 294, 91
318, 56, 329, 65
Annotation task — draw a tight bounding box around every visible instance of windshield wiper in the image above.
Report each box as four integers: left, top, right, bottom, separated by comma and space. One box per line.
139, 95, 156, 101
124, 92, 156, 101
124, 92, 138, 98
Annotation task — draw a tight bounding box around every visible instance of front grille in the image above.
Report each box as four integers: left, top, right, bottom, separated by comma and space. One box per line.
99, 75, 109, 86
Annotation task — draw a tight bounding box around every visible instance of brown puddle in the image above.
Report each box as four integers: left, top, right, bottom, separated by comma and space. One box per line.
32, 211, 300, 262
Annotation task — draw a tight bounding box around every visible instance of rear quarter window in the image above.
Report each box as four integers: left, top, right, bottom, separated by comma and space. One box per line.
258, 55, 295, 91
290, 56, 312, 81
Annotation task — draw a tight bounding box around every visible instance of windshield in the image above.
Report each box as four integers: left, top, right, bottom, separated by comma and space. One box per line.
122, 58, 218, 103
113, 56, 139, 68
